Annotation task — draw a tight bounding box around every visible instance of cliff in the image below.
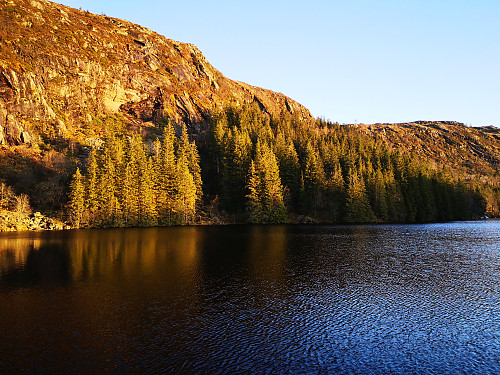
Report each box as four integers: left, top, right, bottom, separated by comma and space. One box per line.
0, 0, 313, 146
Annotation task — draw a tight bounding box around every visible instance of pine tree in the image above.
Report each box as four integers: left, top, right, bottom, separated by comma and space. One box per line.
125, 134, 144, 226
139, 156, 157, 226
275, 133, 300, 207
69, 168, 86, 228
416, 171, 437, 222
371, 168, 389, 222
112, 135, 128, 226
385, 168, 406, 222
345, 169, 376, 223
157, 124, 178, 224
261, 144, 288, 223
85, 149, 99, 226
246, 161, 263, 223
98, 145, 119, 226
301, 141, 326, 216
177, 125, 203, 205
123, 161, 138, 226
325, 161, 345, 222
246, 141, 287, 224
176, 155, 197, 224
221, 127, 251, 209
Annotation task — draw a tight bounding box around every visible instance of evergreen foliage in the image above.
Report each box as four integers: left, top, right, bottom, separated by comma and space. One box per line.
246, 141, 288, 224
68, 168, 85, 228
68, 122, 201, 228
201, 106, 491, 224
68, 107, 497, 228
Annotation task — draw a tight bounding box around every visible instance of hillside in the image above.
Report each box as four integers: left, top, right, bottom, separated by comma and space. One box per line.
0, 0, 313, 219
354, 121, 500, 182
0, 0, 499, 229
0, 0, 313, 147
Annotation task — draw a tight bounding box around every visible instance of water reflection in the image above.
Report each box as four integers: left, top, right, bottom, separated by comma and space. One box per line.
1, 244, 71, 287
69, 227, 204, 283
0, 235, 41, 275
0, 222, 499, 374
0, 227, 205, 287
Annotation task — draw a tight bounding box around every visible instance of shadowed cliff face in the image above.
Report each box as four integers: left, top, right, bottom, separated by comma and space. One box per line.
0, 0, 313, 145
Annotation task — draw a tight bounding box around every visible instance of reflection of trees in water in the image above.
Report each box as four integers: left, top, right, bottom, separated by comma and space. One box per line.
248, 225, 287, 279
0, 228, 205, 286
0, 236, 43, 269
1, 244, 71, 287
70, 227, 203, 283
0, 249, 17, 275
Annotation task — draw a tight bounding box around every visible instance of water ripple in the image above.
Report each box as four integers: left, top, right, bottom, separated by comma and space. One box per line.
0, 222, 499, 373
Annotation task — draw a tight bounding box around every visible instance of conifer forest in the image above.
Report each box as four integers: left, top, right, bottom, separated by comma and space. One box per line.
1, 0, 499, 230
68, 104, 497, 227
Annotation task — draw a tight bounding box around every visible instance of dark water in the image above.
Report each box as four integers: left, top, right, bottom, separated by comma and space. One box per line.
0, 221, 499, 374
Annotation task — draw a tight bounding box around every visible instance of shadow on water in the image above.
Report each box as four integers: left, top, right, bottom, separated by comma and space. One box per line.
0, 244, 71, 287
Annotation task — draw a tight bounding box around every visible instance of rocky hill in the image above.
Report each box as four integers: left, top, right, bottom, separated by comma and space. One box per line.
353, 121, 500, 182
0, 0, 313, 146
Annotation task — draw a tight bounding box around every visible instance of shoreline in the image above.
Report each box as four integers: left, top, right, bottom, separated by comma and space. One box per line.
0, 210, 68, 232
0, 211, 495, 233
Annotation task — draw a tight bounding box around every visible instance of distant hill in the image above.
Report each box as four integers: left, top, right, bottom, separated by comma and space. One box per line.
354, 121, 500, 182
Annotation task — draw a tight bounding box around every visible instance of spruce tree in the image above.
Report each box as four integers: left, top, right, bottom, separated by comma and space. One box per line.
85, 149, 99, 226
98, 145, 119, 226
246, 161, 263, 223
69, 168, 86, 228
371, 169, 389, 222
246, 141, 287, 224
176, 155, 197, 224
275, 133, 300, 207
176, 125, 203, 205
158, 123, 178, 224
139, 156, 158, 226
301, 142, 326, 216
325, 161, 345, 222
262, 144, 288, 223
221, 127, 251, 210
345, 169, 376, 223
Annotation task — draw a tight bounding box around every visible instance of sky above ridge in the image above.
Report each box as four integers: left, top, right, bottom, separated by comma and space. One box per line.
56, 0, 500, 127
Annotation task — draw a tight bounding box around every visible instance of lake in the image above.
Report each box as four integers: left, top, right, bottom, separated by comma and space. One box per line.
0, 221, 499, 374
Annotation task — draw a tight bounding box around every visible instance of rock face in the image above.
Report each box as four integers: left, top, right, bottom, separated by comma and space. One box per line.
0, 0, 313, 145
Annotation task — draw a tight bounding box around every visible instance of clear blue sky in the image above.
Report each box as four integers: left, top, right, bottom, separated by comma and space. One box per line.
57, 0, 499, 127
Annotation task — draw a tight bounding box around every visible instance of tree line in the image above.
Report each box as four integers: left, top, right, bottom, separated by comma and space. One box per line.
69, 106, 496, 227
200, 104, 488, 223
